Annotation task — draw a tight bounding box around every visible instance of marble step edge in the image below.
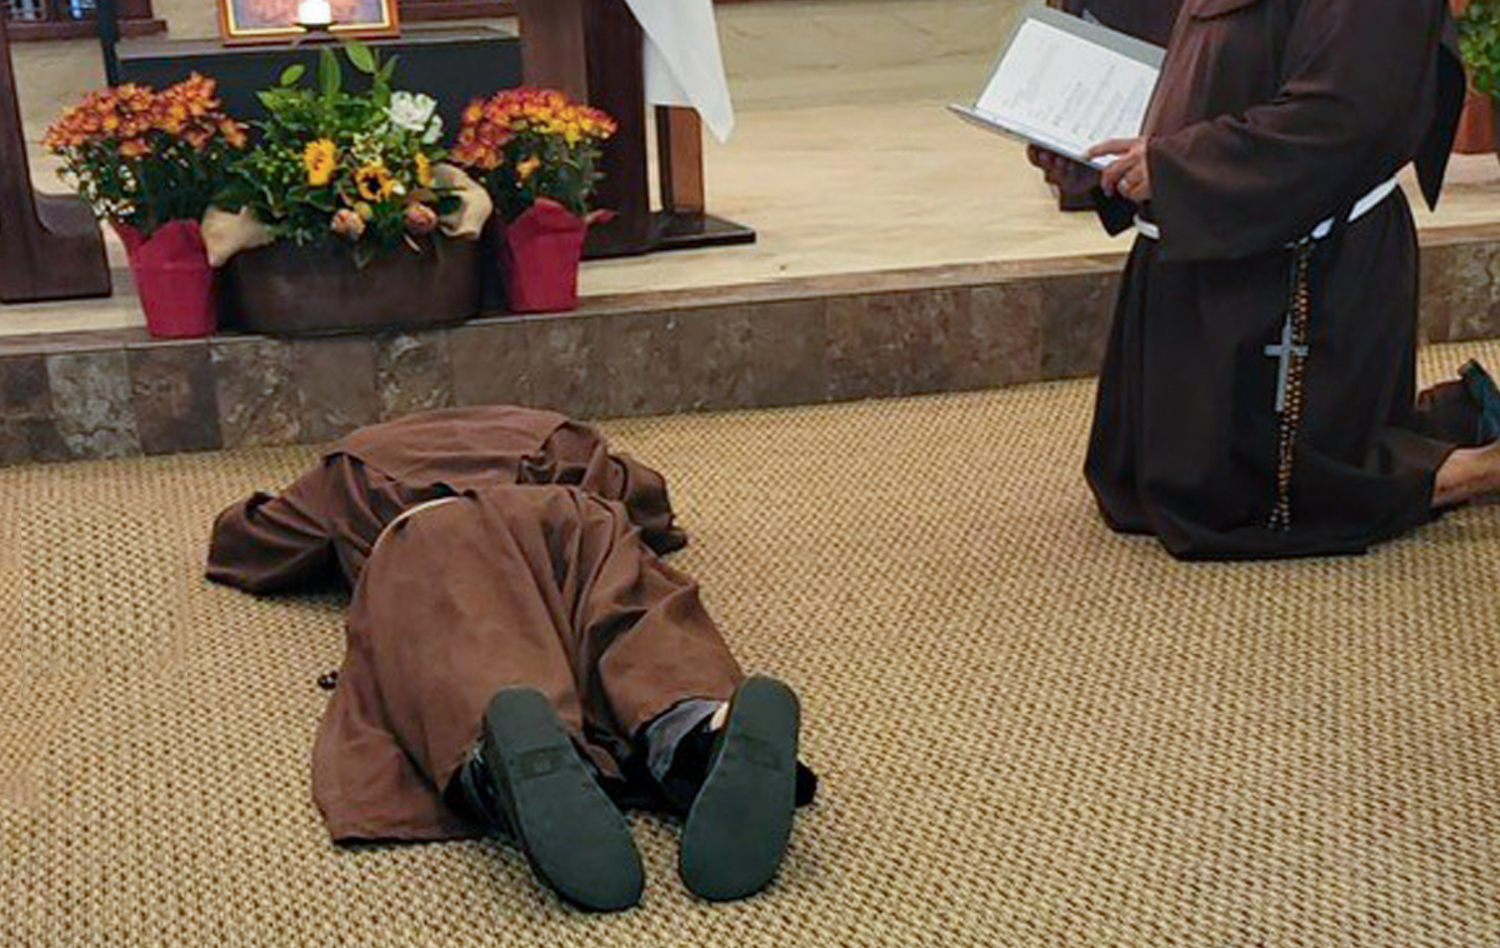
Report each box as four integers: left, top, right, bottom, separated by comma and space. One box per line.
1, 221, 1499, 466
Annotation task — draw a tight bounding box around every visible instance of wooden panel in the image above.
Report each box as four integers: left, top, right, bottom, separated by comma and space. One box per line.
582, 0, 650, 255
7, 16, 163, 40
515, 0, 587, 97
0, 12, 111, 302
656, 106, 705, 214
401, 0, 511, 21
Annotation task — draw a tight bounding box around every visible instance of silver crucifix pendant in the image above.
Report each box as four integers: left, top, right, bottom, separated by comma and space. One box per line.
1264, 316, 1308, 414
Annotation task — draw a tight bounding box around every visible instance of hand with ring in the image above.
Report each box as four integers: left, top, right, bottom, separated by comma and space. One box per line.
1087, 137, 1152, 203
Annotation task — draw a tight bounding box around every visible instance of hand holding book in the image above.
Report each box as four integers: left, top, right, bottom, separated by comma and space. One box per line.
1089, 137, 1151, 201
952, 5, 1163, 170
1027, 144, 1099, 194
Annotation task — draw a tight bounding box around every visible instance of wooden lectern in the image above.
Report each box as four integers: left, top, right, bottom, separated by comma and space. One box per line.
516, 0, 755, 258
0, 13, 112, 303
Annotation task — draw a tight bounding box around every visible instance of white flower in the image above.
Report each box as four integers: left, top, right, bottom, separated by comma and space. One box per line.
388, 91, 441, 140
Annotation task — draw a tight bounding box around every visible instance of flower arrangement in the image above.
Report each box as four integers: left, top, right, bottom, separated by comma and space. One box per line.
451, 87, 617, 223
43, 74, 248, 237
216, 42, 457, 265
1459, 0, 1500, 97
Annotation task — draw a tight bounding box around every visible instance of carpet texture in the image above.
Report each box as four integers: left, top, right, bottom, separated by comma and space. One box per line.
3, 342, 1499, 947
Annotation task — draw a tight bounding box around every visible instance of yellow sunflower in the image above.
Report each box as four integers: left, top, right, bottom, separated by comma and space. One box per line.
414, 153, 435, 188
303, 139, 337, 187
355, 162, 396, 202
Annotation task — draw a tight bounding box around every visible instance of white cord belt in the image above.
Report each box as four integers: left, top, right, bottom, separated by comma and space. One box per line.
1132, 176, 1401, 243
368, 495, 464, 560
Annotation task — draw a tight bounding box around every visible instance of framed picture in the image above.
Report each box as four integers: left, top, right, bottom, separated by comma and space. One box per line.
218, 0, 401, 46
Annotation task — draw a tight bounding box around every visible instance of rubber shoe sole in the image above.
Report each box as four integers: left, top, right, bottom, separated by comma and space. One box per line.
480, 688, 644, 912
679, 676, 800, 901
1461, 360, 1500, 442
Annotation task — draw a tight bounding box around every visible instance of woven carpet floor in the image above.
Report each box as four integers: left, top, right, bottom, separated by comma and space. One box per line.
3, 342, 1500, 947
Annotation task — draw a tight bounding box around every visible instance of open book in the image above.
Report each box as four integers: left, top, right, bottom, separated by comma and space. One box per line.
951, 5, 1164, 169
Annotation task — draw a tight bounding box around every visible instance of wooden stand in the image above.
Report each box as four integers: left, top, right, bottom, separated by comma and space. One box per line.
0, 12, 112, 303
516, 0, 755, 258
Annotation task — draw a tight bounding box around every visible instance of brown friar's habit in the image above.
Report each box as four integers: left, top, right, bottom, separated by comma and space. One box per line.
206, 408, 748, 842
1087, 0, 1471, 558
1062, 0, 1183, 46
313, 486, 743, 842
207, 406, 686, 593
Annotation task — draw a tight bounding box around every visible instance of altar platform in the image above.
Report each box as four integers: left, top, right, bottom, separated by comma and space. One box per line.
5, 93, 1500, 466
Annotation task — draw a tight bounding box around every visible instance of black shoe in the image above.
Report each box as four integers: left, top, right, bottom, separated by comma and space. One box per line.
679, 676, 801, 902
477, 687, 644, 912
1460, 360, 1500, 442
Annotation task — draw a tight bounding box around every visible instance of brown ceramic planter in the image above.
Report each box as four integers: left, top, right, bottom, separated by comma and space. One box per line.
226, 235, 480, 337
1453, 88, 1500, 155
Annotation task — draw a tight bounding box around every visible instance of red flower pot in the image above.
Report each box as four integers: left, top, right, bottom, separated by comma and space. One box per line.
495, 198, 594, 314
115, 220, 218, 339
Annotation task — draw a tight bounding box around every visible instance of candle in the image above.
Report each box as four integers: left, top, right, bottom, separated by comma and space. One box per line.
298, 0, 333, 27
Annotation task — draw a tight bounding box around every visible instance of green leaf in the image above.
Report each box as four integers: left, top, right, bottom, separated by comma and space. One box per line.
344, 40, 377, 75
279, 63, 306, 86
319, 48, 342, 101
377, 56, 399, 86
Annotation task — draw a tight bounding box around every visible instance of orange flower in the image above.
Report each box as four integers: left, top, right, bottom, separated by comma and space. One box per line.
45, 76, 245, 156
167, 74, 220, 117
516, 156, 541, 181
182, 127, 212, 151
219, 119, 248, 150
159, 102, 189, 134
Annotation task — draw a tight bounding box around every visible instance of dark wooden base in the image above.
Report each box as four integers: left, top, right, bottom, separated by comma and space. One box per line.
0, 193, 114, 306
651, 212, 757, 252
584, 212, 756, 261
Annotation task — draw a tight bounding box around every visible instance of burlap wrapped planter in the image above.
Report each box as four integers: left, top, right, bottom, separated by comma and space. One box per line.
225, 235, 480, 337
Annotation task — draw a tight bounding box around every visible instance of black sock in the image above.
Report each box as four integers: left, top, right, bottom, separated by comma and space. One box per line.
657, 719, 718, 812
446, 747, 515, 839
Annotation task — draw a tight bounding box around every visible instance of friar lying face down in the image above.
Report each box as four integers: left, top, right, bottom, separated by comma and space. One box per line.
206, 406, 817, 912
